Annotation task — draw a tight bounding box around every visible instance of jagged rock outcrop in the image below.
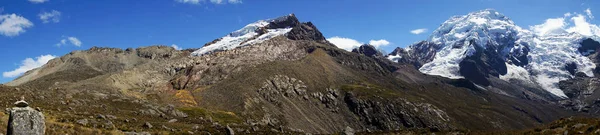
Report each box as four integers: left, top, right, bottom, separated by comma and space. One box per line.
558, 73, 600, 113
7, 99, 45, 135
265, 14, 328, 43
557, 39, 600, 113
580, 38, 600, 75
459, 41, 508, 86
257, 75, 308, 105
387, 41, 440, 68
352, 44, 383, 57
344, 92, 453, 131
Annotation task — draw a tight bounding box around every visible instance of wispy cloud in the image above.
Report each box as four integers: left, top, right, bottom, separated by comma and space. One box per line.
176, 0, 242, 4
410, 28, 428, 35
56, 36, 83, 47
3, 54, 56, 78
585, 8, 594, 19
39, 10, 61, 23
28, 0, 49, 4
171, 44, 183, 50
0, 14, 34, 37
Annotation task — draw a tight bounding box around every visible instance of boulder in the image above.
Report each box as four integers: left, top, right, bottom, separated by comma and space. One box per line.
342, 126, 355, 135
7, 99, 45, 135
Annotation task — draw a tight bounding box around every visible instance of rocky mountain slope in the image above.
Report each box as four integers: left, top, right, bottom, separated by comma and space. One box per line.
0, 13, 588, 134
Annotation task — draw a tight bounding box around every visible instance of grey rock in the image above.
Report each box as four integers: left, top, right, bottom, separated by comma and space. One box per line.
143, 122, 153, 129
168, 119, 178, 123
342, 126, 355, 135
104, 120, 115, 129
14, 100, 28, 108
158, 104, 189, 118
162, 125, 171, 131
257, 75, 308, 105
227, 125, 235, 135
572, 123, 587, 128
7, 106, 45, 135
76, 119, 89, 126
97, 114, 106, 119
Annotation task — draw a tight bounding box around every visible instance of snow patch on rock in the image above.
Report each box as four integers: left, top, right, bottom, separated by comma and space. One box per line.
191, 16, 292, 56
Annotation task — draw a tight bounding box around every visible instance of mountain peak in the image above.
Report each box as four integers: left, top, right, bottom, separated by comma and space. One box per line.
395, 9, 600, 98
191, 14, 327, 56
352, 44, 383, 57
419, 9, 523, 79
429, 9, 520, 46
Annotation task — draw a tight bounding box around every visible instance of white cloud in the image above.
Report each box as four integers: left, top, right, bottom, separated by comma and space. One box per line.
0, 14, 34, 37
56, 36, 82, 47
3, 54, 56, 78
327, 36, 363, 51
585, 8, 594, 19
410, 28, 427, 35
171, 44, 182, 50
327, 37, 392, 51
529, 9, 600, 37
28, 0, 49, 4
175, 0, 241, 4
39, 10, 61, 23
368, 39, 391, 48
531, 18, 567, 36
566, 14, 600, 36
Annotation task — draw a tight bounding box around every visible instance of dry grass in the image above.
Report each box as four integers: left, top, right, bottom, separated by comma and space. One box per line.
175, 90, 198, 107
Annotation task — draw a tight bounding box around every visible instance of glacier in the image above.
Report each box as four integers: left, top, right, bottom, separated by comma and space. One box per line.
420, 9, 524, 79
397, 9, 600, 97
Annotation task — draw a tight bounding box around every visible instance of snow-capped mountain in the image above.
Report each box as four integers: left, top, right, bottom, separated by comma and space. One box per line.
389, 9, 600, 98
191, 14, 329, 56
191, 15, 295, 56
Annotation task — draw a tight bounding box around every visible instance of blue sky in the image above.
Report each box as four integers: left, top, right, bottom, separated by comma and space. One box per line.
0, 0, 597, 83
